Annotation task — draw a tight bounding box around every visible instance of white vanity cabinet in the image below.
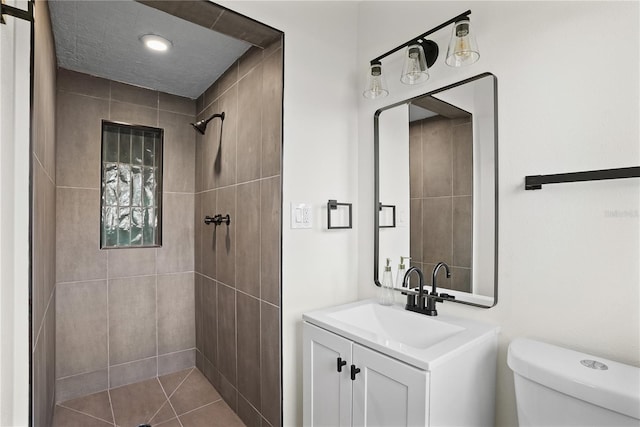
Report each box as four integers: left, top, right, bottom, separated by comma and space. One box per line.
303, 323, 427, 427
302, 300, 499, 427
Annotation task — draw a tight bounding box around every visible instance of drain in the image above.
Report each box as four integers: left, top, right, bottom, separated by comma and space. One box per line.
580, 359, 608, 370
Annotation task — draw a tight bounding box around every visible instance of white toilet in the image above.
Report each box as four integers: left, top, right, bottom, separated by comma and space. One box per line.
508, 338, 640, 426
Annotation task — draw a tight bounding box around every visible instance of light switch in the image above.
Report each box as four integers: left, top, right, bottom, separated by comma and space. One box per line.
291, 202, 312, 229
397, 208, 408, 227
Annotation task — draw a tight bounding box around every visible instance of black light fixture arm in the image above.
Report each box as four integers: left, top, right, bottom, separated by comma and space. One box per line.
0, 0, 33, 24
370, 9, 471, 65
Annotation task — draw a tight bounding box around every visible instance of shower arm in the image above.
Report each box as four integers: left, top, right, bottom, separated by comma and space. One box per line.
191, 111, 225, 134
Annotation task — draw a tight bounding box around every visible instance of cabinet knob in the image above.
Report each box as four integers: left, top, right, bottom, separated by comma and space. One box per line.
350, 364, 361, 381
337, 357, 347, 372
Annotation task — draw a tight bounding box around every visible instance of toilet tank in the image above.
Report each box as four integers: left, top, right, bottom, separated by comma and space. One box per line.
508, 338, 640, 427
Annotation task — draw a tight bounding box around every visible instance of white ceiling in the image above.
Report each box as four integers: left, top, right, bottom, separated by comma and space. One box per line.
48, 0, 251, 99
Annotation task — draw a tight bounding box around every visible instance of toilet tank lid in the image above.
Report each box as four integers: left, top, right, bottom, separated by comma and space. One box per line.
507, 338, 640, 420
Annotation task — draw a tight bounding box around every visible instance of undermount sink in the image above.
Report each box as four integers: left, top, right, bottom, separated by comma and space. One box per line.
303, 299, 499, 370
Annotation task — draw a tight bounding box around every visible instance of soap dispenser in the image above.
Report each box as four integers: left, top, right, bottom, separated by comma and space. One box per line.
395, 256, 409, 303
379, 258, 394, 306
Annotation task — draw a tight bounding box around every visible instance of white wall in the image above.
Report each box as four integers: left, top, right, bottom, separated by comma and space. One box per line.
217, 2, 639, 426
216, 2, 360, 425
435, 76, 498, 297
357, 2, 639, 426
378, 104, 410, 280
0, 0, 31, 424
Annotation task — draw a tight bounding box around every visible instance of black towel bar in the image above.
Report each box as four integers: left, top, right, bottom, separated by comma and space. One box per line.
525, 166, 640, 190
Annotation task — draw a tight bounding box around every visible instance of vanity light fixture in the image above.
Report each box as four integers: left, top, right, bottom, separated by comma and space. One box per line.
140, 34, 172, 52
363, 61, 389, 99
364, 10, 479, 98
400, 42, 434, 85
445, 17, 480, 67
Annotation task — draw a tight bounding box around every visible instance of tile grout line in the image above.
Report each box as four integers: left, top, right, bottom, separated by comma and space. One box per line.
234, 70, 240, 398
195, 173, 281, 195
165, 367, 195, 401
155, 368, 195, 427
57, 403, 114, 425
451, 122, 454, 269
107, 249, 111, 390
32, 277, 56, 353
58, 87, 193, 117
195, 271, 280, 310
258, 57, 265, 410
214, 188, 219, 385
420, 121, 425, 271
57, 185, 195, 195
56, 270, 196, 287
259, 301, 263, 419
175, 399, 223, 419
107, 390, 117, 426
152, 377, 179, 425
56, 185, 99, 191
156, 247, 159, 378
107, 80, 112, 394
33, 151, 54, 187
410, 194, 472, 200
55, 348, 196, 382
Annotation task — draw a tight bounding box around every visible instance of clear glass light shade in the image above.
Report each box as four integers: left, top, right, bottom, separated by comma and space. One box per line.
445, 19, 480, 67
400, 44, 429, 85
363, 63, 389, 99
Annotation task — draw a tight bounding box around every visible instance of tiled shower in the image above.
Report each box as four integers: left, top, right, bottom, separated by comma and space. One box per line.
54, 68, 198, 401
31, 1, 283, 426
32, 1, 57, 425
409, 115, 473, 292
193, 42, 283, 427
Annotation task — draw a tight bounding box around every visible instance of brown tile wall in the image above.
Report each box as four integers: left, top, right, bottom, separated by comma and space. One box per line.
409, 116, 473, 292
194, 39, 283, 427
54, 69, 196, 401
32, 1, 57, 425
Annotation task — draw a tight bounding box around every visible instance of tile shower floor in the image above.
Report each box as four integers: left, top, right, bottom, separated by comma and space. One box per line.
52, 368, 246, 427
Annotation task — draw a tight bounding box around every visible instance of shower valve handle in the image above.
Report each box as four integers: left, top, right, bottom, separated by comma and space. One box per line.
204, 214, 231, 226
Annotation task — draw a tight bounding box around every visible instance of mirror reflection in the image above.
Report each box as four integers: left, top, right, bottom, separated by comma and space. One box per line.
375, 73, 497, 307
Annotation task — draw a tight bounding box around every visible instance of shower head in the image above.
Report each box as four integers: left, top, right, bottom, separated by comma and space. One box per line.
191, 112, 225, 134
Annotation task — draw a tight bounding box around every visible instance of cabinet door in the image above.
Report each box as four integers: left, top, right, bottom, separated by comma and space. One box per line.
352, 344, 428, 427
303, 323, 353, 427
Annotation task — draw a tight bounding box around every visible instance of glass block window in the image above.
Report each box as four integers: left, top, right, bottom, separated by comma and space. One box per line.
101, 121, 163, 248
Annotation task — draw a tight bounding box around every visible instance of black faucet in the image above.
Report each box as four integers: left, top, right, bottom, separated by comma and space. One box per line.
402, 263, 451, 316
402, 267, 423, 310
427, 262, 451, 316
402, 266, 439, 316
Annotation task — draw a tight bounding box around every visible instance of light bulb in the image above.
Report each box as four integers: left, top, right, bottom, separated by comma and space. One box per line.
454, 26, 471, 62
445, 19, 480, 67
400, 44, 429, 85
140, 34, 172, 52
364, 63, 389, 99
406, 52, 422, 80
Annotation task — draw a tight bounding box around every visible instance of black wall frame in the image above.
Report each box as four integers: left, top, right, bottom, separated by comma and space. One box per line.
378, 203, 396, 228
327, 199, 353, 229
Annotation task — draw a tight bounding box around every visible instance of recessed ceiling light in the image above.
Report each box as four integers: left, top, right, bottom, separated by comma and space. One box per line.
140, 34, 172, 52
